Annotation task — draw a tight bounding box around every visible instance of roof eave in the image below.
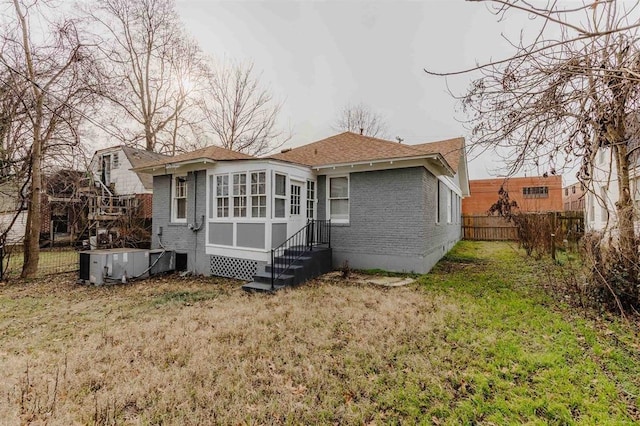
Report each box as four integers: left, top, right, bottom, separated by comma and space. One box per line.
311, 153, 455, 176
131, 158, 215, 174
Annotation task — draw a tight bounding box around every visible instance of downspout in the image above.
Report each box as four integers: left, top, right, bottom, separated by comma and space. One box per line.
190, 171, 204, 232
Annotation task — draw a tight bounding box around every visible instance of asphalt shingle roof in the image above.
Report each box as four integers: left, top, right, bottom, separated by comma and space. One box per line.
270, 132, 464, 171
135, 145, 255, 170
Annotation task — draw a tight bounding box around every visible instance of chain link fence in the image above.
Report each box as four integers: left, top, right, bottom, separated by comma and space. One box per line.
0, 244, 79, 280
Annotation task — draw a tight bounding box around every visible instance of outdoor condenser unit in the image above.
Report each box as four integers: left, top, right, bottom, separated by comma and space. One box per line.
149, 249, 174, 276
78, 248, 150, 285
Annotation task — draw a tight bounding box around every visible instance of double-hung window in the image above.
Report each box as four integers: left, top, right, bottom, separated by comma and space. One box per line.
251, 171, 266, 218
274, 174, 286, 218
233, 173, 247, 217
172, 175, 187, 222
329, 176, 349, 222
306, 181, 315, 219
216, 175, 229, 218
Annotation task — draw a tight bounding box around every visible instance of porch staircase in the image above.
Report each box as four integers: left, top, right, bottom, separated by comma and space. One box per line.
242, 220, 332, 292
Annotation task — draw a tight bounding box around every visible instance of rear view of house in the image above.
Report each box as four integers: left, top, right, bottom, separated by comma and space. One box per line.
133, 132, 469, 285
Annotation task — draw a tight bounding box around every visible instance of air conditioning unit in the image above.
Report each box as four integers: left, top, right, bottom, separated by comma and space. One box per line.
149, 249, 174, 276
78, 248, 150, 285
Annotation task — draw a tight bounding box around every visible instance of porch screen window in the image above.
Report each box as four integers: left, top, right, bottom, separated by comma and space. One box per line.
173, 176, 187, 222
306, 181, 315, 219
290, 184, 301, 215
233, 173, 247, 217
251, 171, 266, 218
274, 174, 286, 218
216, 175, 229, 217
329, 176, 349, 222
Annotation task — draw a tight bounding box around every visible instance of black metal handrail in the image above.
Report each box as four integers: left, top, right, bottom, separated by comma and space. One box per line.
271, 219, 330, 290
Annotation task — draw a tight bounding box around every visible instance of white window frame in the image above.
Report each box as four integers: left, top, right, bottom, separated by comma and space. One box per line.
290, 183, 301, 216
172, 174, 187, 223
232, 173, 247, 218
274, 173, 287, 218
436, 181, 441, 224
447, 189, 453, 223
328, 175, 349, 223
215, 174, 230, 218
306, 180, 316, 219
250, 171, 267, 218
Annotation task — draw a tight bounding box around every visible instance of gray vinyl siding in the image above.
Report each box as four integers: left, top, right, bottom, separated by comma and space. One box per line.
151, 171, 209, 274
320, 167, 461, 274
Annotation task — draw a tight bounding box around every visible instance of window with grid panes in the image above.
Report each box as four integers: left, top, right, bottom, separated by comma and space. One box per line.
233, 173, 247, 217
216, 175, 229, 217
251, 171, 266, 217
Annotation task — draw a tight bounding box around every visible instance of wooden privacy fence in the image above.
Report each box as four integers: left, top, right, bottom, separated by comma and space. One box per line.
462, 215, 517, 241
462, 212, 585, 244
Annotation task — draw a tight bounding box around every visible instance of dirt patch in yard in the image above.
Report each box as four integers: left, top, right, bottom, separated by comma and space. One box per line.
320, 271, 416, 287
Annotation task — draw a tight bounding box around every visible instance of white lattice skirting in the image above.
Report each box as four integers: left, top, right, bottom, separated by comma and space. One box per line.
210, 255, 258, 281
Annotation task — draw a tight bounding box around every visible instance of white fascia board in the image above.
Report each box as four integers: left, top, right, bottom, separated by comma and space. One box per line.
211, 159, 314, 180
134, 159, 218, 175
313, 154, 455, 177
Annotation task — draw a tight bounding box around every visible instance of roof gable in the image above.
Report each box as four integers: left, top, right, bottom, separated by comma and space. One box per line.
411, 137, 464, 172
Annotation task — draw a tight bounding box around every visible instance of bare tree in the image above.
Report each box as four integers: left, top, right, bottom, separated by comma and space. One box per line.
200, 60, 290, 156
86, 0, 206, 153
425, 0, 640, 309
2, 0, 99, 278
333, 102, 388, 138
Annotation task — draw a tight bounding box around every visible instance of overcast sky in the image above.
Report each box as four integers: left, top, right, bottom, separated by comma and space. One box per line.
175, 1, 567, 181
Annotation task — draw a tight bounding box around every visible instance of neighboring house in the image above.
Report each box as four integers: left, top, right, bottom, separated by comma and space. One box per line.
0, 173, 86, 246
585, 115, 640, 232
563, 182, 586, 212
585, 145, 637, 231
134, 132, 469, 282
41, 169, 86, 244
89, 146, 169, 219
0, 183, 27, 245
462, 176, 563, 215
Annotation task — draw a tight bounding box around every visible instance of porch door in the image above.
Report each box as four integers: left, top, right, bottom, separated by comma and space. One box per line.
289, 180, 306, 238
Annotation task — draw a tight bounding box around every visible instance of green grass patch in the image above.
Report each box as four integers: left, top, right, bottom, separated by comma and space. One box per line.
414, 240, 640, 424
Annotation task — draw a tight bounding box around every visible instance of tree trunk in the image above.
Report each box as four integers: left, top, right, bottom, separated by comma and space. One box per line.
21, 102, 43, 278
613, 143, 638, 295
13, 0, 41, 278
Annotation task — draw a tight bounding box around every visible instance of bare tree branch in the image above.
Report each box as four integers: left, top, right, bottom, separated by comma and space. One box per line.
199, 60, 291, 156
333, 102, 388, 138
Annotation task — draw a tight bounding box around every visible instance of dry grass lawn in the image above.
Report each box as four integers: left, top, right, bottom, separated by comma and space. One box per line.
0, 273, 457, 425
0, 241, 638, 424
